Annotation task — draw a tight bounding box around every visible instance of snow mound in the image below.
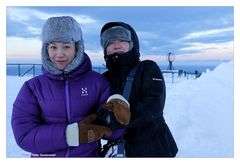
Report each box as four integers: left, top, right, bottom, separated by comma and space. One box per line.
165, 60, 233, 157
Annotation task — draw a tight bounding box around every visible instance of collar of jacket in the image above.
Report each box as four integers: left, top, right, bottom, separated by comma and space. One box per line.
42, 53, 92, 80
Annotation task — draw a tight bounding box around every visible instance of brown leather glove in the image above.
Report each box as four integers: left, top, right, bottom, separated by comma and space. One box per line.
78, 114, 112, 144
103, 94, 130, 125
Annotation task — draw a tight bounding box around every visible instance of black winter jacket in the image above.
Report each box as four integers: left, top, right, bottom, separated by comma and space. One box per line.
103, 60, 178, 157
101, 21, 178, 157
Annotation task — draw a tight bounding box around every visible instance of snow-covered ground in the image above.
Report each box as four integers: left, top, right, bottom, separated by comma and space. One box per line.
6, 61, 233, 157
165, 61, 233, 157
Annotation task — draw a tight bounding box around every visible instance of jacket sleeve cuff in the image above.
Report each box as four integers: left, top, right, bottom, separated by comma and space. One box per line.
66, 122, 79, 146
107, 94, 130, 107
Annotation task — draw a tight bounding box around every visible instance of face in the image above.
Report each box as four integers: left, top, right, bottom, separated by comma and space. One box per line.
48, 42, 76, 70
106, 40, 130, 55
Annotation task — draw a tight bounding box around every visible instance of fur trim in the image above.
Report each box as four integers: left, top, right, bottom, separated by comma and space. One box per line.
42, 16, 83, 43
66, 123, 79, 146
100, 26, 133, 50
107, 94, 130, 107
41, 16, 84, 75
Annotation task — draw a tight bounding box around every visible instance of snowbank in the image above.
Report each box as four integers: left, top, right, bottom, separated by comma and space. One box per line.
165, 60, 233, 157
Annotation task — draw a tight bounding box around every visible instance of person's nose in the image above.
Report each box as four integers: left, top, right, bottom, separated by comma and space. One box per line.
112, 41, 122, 50
55, 48, 64, 57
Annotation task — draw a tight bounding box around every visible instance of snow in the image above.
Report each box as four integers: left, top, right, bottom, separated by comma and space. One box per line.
6, 61, 233, 157
164, 61, 233, 157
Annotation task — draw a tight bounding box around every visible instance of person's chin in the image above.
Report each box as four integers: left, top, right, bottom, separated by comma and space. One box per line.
56, 64, 67, 70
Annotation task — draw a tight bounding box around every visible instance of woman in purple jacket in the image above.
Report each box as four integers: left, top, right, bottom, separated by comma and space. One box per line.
11, 16, 123, 157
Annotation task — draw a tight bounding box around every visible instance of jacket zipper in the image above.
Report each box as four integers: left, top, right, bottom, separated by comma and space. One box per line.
65, 78, 71, 123
65, 76, 71, 157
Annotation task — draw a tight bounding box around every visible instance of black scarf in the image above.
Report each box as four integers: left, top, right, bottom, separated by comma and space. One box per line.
104, 49, 139, 73
104, 49, 140, 94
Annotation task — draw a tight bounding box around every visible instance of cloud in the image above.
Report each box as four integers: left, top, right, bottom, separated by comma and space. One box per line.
7, 7, 49, 23
26, 26, 42, 36
140, 40, 233, 63
7, 37, 42, 61
6, 7, 233, 64
176, 51, 233, 61
140, 54, 166, 62
176, 41, 233, 61
85, 50, 105, 66
7, 7, 97, 24
180, 41, 233, 52
6, 36, 106, 66
7, 7, 100, 40
137, 31, 159, 40
179, 27, 233, 41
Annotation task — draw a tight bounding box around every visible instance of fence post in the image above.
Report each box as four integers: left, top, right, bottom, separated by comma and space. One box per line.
33, 64, 35, 77
18, 64, 20, 77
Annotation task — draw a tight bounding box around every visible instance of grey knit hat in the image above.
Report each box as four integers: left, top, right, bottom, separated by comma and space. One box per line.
100, 26, 133, 50
41, 16, 84, 75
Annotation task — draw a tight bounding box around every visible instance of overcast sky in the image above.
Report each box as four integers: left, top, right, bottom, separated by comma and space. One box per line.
6, 6, 233, 66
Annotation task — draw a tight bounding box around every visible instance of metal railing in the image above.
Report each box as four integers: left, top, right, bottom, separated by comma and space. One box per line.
7, 64, 42, 77
6, 64, 109, 77
162, 70, 201, 83
7, 63, 201, 83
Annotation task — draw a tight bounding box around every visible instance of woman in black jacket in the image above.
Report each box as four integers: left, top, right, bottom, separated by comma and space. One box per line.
99, 22, 178, 157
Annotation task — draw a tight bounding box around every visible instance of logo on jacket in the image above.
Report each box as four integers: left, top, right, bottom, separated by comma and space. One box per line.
81, 87, 88, 96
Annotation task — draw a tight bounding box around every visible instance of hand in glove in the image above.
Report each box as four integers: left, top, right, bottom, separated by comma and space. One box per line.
79, 114, 112, 143
103, 94, 130, 125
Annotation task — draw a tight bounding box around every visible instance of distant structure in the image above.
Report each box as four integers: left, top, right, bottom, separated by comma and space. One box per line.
166, 52, 176, 70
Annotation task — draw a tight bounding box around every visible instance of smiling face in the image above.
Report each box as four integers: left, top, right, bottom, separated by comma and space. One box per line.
106, 40, 130, 55
48, 42, 76, 70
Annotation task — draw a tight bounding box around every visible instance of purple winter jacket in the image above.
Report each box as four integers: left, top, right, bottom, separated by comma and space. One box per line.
11, 54, 123, 157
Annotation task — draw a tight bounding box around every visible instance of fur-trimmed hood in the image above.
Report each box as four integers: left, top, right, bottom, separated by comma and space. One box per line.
100, 22, 140, 57
41, 16, 85, 75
